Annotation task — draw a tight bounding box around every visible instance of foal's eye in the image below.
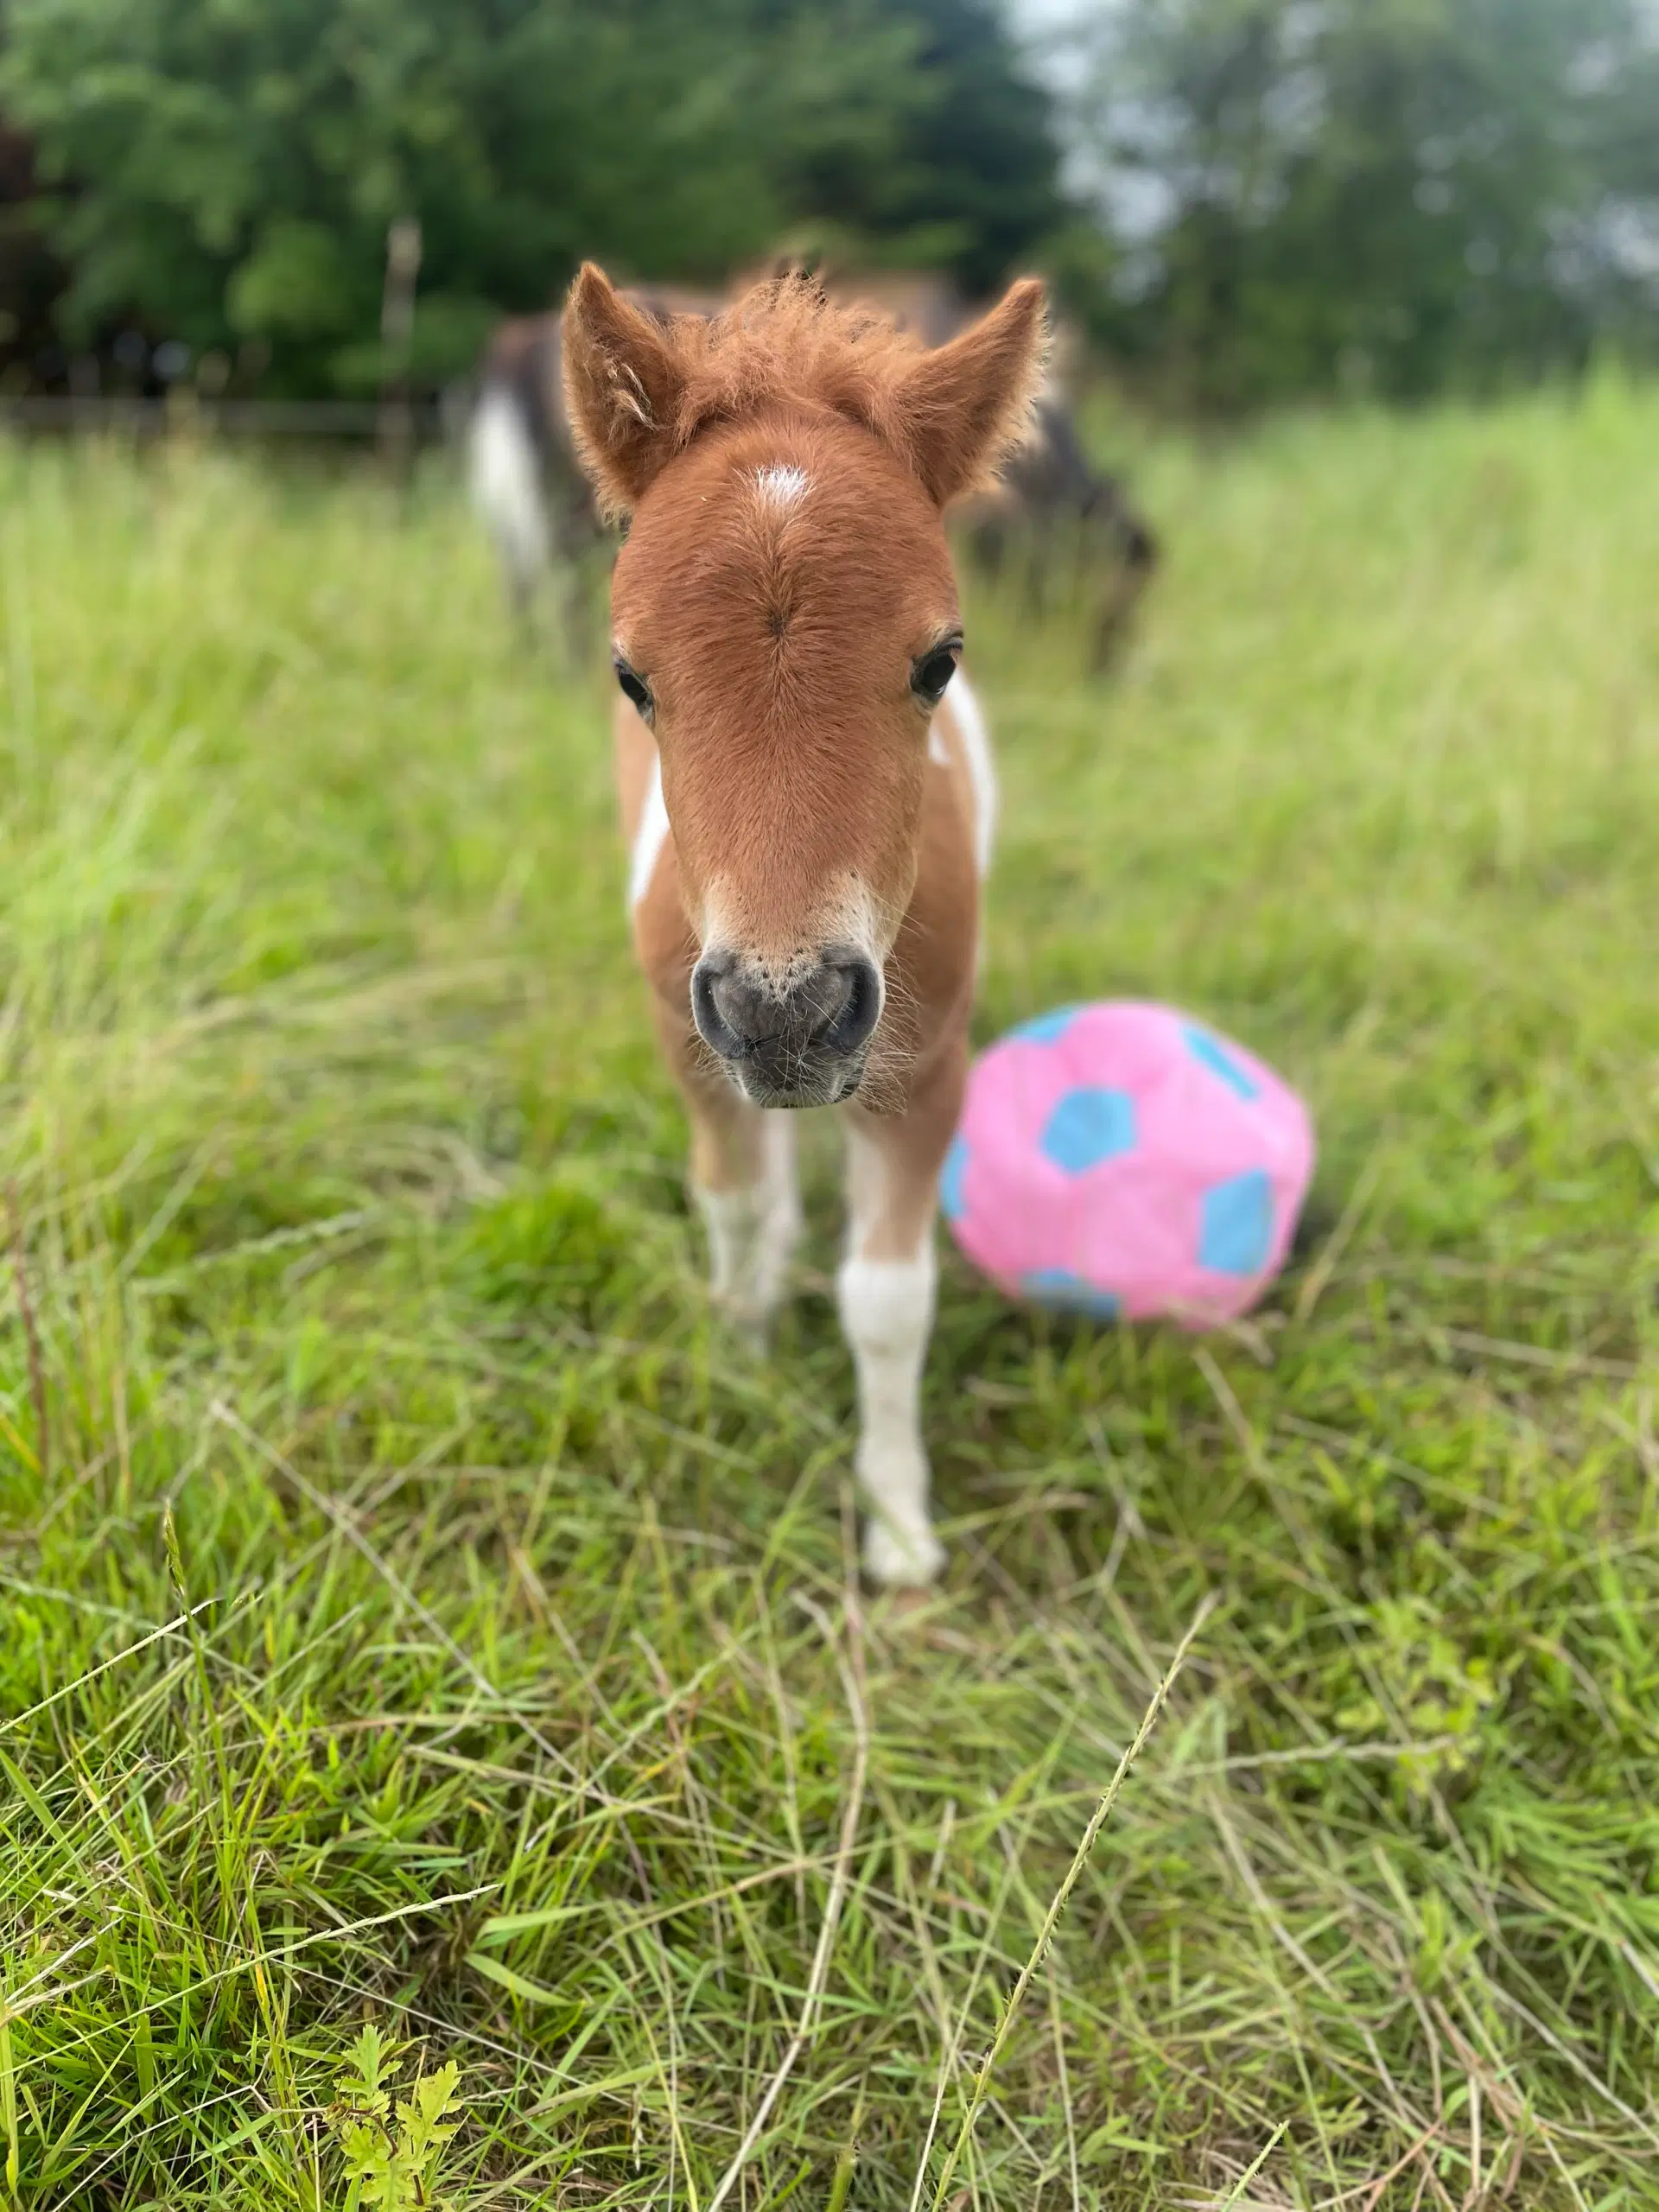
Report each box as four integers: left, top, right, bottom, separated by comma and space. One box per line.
614, 659, 653, 721
911, 639, 962, 708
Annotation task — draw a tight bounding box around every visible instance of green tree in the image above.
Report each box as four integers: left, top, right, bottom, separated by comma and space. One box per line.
782, 0, 1065, 293
0, 121, 63, 386
0, 0, 1065, 396
1056, 0, 1659, 408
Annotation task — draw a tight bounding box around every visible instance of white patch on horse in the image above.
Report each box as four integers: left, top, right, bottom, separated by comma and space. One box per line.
695, 1115, 802, 1344
469, 386, 549, 593
948, 672, 998, 879
753, 462, 810, 508
837, 1240, 944, 1586
628, 753, 671, 911
927, 726, 951, 767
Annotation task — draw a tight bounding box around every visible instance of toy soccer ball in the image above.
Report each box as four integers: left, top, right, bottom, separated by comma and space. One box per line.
941, 1001, 1314, 1327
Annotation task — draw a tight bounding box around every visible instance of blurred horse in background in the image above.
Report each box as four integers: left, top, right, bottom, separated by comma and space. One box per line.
464, 268, 1157, 665
465, 285, 720, 641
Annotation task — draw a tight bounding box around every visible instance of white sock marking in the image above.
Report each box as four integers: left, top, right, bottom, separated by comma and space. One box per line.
628, 752, 671, 911
695, 1115, 802, 1335
837, 1242, 944, 1586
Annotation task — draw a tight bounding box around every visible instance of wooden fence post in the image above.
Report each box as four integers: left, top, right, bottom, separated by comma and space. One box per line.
378, 216, 423, 486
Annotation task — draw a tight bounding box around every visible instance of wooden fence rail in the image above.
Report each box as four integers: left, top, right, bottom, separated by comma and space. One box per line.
0, 395, 451, 440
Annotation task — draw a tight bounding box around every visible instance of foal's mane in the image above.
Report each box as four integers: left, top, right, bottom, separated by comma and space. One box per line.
640, 270, 1039, 499
641, 271, 918, 432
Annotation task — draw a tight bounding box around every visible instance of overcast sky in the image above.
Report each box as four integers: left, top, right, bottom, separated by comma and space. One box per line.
1010, 0, 1095, 83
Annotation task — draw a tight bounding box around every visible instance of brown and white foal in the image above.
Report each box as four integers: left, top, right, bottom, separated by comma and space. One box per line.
561, 264, 1046, 1585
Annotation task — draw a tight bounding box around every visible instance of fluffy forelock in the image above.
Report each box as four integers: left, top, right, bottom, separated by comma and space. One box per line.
647, 271, 1036, 499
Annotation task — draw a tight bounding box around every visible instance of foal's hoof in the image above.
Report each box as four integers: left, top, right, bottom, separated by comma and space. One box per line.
862, 1519, 946, 1590
714, 1300, 772, 1358
738, 1313, 783, 1361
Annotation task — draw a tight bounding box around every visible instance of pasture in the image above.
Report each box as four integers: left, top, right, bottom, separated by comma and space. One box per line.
0, 385, 1656, 2209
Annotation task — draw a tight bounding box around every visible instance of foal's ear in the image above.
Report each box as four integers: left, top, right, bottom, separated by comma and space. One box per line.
561, 263, 688, 516
893, 276, 1049, 508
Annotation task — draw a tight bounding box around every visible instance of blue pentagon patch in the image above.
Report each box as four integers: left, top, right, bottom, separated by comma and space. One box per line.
1011, 1004, 1084, 1046
1022, 1268, 1122, 1319
939, 1135, 969, 1223
1183, 1024, 1261, 1101
1039, 1087, 1137, 1175
1199, 1168, 1274, 1274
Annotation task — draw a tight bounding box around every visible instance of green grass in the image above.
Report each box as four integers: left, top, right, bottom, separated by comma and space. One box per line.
0, 381, 1656, 2210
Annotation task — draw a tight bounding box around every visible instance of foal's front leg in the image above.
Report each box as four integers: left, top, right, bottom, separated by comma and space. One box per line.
696, 1110, 801, 1350
658, 1010, 802, 1346
837, 1048, 965, 1587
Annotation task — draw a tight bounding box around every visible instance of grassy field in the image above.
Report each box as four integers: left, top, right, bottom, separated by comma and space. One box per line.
0, 383, 1656, 2211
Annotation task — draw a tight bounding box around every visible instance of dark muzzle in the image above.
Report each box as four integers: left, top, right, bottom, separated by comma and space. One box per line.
690, 947, 882, 1106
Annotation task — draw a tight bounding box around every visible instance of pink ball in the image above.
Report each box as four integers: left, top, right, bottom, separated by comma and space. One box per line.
942, 1001, 1315, 1328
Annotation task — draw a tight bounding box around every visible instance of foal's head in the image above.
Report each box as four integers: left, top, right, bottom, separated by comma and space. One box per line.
563, 265, 1046, 1108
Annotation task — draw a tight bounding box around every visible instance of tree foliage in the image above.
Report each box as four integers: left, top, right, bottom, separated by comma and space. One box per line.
0, 0, 1059, 393
2, 0, 1656, 407
1056, 0, 1659, 408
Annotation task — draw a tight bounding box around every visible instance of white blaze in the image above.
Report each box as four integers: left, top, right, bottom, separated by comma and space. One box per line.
753, 462, 811, 508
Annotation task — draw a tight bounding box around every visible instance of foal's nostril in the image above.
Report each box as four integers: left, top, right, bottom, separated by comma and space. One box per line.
823, 957, 881, 1057
691, 956, 747, 1061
